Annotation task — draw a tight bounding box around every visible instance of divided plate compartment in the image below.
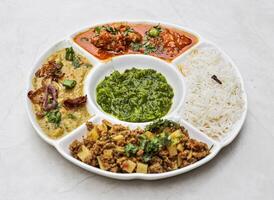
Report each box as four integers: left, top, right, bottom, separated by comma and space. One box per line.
25, 38, 101, 146
26, 21, 247, 180
172, 41, 248, 147
55, 115, 221, 180
84, 54, 187, 127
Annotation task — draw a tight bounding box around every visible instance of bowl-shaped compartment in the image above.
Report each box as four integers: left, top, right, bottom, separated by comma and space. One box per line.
26, 39, 97, 145
85, 54, 186, 125
56, 115, 220, 180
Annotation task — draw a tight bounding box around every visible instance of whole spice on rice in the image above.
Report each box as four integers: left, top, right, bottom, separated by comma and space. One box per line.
178, 44, 245, 140
211, 75, 222, 84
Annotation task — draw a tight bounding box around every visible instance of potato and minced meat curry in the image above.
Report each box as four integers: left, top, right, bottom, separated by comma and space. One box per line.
28, 47, 92, 138
70, 119, 211, 174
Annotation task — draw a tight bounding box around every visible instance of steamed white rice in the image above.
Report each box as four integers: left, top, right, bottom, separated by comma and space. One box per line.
178, 44, 245, 140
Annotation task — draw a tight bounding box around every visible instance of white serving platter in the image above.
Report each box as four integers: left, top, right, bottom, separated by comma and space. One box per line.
26, 20, 247, 180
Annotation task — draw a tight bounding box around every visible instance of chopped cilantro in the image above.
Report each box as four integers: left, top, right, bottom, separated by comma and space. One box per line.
145, 119, 180, 134
124, 27, 134, 36
94, 26, 102, 34
130, 42, 142, 51
143, 42, 157, 54
46, 109, 61, 126
125, 143, 138, 157
104, 26, 118, 34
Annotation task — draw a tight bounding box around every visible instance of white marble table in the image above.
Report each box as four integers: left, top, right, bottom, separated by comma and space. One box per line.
1, 0, 273, 199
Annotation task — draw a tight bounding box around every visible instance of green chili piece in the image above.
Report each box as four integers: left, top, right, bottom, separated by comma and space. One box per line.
62, 79, 76, 89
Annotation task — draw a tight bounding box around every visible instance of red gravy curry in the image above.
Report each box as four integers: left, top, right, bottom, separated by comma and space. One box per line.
74, 23, 198, 61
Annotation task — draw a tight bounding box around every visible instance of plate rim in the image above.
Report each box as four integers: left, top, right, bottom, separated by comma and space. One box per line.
25, 20, 248, 180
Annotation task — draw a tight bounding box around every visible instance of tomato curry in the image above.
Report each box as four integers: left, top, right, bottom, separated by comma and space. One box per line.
74, 23, 198, 61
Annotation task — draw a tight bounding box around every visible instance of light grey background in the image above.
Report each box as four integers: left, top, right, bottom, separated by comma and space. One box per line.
0, 0, 273, 199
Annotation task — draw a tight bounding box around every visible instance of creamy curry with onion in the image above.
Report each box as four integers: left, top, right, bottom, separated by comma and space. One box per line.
28, 48, 92, 138
74, 23, 198, 61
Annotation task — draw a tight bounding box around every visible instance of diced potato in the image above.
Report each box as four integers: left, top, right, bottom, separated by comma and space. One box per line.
50, 128, 64, 138
87, 127, 99, 141
115, 146, 124, 152
97, 156, 105, 170
122, 160, 136, 173
172, 162, 178, 170
167, 145, 178, 157
177, 143, 184, 152
136, 162, 148, 173
177, 156, 182, 166
169, 129, 183, 145
170, 129, 183, 139
102, 119, 112, 128
112, 134, 124, 141
103, 149, 113, 159
187, 150, 193, 159
97, 123, 107, 132
144, 131, 154, 139
77, 145, 91, 162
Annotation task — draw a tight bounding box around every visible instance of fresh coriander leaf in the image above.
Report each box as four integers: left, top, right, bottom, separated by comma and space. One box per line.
145, 119, 180, 133
130, 42, 142, 51
142, 154, 151, 163
125, 143, 138, 157
143, 42, 157, 54
104, 26, 118, 34
46, 109, 61, 126
95, 26, 102, 34
159, 132, 171, 147
124, 27, 134, 36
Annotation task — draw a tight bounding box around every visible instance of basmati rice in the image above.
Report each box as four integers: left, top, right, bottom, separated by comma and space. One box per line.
178, 44, 245, 140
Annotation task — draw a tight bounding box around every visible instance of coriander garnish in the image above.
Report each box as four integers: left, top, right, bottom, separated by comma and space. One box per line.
46, 109, 61, 127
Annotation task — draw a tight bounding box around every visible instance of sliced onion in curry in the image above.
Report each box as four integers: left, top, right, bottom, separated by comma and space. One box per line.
43, 84, 58, 111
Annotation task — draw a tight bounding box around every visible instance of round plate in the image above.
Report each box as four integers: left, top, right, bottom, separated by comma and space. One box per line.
26, 20, 247, 180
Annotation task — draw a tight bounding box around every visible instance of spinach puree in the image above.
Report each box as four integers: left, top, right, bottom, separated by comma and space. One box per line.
96, 68, 174, 122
